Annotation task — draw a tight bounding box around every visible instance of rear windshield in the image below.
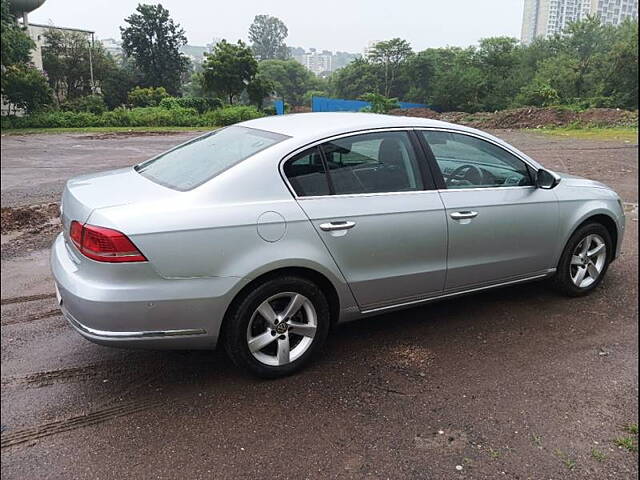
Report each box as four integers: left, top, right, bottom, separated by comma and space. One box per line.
135, 126, 288, 191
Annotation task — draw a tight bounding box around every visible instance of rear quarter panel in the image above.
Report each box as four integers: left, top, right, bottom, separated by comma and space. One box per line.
87, 144, 359, 317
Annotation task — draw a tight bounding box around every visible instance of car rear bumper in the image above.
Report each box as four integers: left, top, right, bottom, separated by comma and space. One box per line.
50, 233, 239, 350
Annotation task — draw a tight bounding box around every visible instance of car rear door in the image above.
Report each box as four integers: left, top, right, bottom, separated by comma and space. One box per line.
417, 128, 559, 291
282, 129, 447, 310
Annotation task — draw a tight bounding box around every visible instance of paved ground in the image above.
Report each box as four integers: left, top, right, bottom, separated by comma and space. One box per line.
1, 130, 638, 479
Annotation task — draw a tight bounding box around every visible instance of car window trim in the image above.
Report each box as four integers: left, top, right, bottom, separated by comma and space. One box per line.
279, 127, 437, 199
317, 145, 337, 195
413, 127, 539, 192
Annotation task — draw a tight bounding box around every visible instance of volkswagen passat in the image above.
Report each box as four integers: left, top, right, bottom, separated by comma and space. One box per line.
51, 113, 625, 377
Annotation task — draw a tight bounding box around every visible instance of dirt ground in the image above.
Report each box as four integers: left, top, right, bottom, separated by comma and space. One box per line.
1, 130, 638, 479
388, 107, 639, 130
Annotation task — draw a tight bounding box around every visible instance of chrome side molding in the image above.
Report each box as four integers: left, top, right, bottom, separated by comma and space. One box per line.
360, 269, 556, 314
64, 308, 207, 339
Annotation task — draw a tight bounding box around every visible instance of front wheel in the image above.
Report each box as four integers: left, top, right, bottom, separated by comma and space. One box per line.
223, 276, 330, 378
550, 223, 612, 297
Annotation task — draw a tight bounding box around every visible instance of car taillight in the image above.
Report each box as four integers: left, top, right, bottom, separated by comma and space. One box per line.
69, 220, 83, 249
69, 221, 146, 263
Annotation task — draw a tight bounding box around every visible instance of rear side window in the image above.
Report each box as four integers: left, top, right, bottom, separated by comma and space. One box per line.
136, 126, 288, 191
283, 147, 330, 197
322, 131, 424, 195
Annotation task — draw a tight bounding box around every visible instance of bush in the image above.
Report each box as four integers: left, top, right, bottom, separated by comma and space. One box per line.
2, 65, 54, 114
359, 93, 400, 113
159, 96, 223, 113
204, 105, 264, 126
1, 104, 266, 129
60, 95, 108, 115
127, 86, 170, 107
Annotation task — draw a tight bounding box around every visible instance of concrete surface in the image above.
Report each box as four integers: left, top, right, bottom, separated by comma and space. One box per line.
1, 130, 637, 479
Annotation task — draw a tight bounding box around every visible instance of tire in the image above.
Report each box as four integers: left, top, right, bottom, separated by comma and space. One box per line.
550, 222, 613, 297
223, 276, 330, 378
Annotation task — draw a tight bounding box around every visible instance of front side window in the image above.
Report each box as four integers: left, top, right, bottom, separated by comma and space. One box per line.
136, 126, 288, 191
420, 131, 533, 189
321, 131, 424, 195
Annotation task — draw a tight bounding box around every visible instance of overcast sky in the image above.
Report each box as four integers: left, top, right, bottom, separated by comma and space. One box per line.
29, 0, 524, 52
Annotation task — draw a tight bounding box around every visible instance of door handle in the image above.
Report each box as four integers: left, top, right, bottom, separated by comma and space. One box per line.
319, 221, 356, 232
450, 211, 479, 220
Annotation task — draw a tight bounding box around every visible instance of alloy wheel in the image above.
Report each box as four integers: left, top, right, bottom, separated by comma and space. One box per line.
570, 234, 607, 288
246, 292, 317, 367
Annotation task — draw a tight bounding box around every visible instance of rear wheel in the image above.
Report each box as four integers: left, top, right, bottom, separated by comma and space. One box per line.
551, 223, 612, 297
223, 276, 330, 378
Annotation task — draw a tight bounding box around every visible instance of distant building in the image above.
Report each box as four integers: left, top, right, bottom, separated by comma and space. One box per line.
100, 38, 123, 58
180, 44, 210, 66
23, 22, 95, 72
521, 0, 639, 44
301, 49, 333, 75
363, 40, 381, 58
292, 47, 358, 76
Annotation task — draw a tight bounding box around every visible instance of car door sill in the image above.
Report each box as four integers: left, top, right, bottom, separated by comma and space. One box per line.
359, 269, 556, 315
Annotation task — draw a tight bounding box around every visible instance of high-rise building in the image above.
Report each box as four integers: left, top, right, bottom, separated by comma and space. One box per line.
300, 49, 333, 75
521, 0, 638, 44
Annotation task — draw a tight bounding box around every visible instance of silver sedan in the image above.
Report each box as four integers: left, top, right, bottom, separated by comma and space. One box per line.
51, 113, 626, 377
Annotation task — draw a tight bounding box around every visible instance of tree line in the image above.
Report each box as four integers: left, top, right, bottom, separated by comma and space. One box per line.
328, 18, 637, 112
1, 0, 637, 119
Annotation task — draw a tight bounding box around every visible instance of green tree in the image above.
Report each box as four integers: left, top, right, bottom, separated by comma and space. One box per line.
101, 59, 139, 109
201, 40, 257, 104
120, 3, 189, 95
528, 53, 581, 103
515, 78, 560, 107
403, 51, 435, 103
2, 65, 53, 113
595, 18, 638, 109
359, 93, 399, 113
427, 47, 485, 112
246, 74, 274, 109
327, 58, 378, 99
42, 28, 115, 102
1, 0, 33, 67
1, 0, 35, 92
475, 37, 523, 110
561, 15, 612, 98
258, 59, 315, 105
368, 38, 413, 97
248, 15, 289, 60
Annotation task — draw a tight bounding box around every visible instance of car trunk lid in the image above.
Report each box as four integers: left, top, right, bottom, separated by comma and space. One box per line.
61, 167, 176, 231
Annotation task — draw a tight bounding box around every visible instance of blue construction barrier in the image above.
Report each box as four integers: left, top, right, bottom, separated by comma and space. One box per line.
311, 96, 434, 113
274, 100, 285, 115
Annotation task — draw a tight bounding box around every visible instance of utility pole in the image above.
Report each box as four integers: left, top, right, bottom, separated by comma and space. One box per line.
88, 32, 95, 93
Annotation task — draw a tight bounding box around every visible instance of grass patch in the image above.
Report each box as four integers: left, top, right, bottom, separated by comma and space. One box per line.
614, 436, 638, 452
487, 447, 501, 458
554, 449, 577, 470
1, 125, 214, 136
591, 448, 606, 462
531, 434, 543, 448
531, 126, 638, 142
613, 437, 638, 452
624, 423, 638, 435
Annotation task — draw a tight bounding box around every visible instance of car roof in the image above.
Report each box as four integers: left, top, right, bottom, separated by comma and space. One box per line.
240, 112, 457, 138
238, 112, 542, 170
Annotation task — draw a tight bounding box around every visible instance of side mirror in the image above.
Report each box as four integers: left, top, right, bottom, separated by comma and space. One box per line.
536, 169, 561, 189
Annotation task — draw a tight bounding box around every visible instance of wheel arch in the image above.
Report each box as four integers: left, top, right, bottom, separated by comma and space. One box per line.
220, 266, 343, 341
566, 212, 619, 259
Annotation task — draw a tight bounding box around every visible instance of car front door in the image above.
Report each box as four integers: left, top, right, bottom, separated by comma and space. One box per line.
417, 129, 559, 291
283, 129, 447, 310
